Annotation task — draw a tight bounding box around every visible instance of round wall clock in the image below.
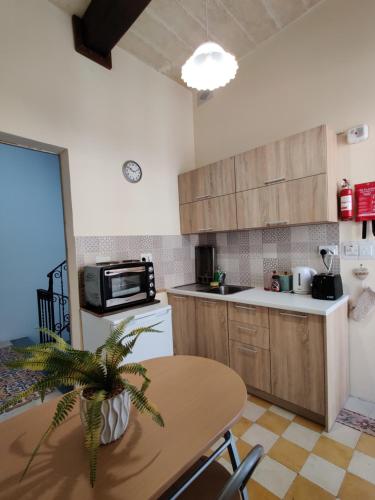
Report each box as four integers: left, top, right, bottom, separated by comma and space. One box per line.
122, 160, 142, 183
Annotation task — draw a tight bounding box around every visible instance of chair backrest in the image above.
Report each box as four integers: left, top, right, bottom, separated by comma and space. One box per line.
217, 445, 264, 500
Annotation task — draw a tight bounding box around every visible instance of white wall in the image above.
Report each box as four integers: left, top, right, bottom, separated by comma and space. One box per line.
0, 0, 195, 236
194, 0, 375, 402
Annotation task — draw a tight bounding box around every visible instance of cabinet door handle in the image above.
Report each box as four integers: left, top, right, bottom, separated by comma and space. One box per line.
173, 296, 186, 300
238, 326, 257, 333
238, 345, 258, 354
200, 300, 216, 305
266, 221, 288, 226
234, 305, 256, 311
264, 176, 286, 185
279, 312, 308, 319
195, 194, 211, 200
198, 228, 213, 232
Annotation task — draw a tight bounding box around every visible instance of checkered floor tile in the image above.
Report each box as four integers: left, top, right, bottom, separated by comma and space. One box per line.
215, 395, 375, 499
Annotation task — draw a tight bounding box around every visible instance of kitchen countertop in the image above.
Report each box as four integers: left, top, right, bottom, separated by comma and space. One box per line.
167, 285, 349, 316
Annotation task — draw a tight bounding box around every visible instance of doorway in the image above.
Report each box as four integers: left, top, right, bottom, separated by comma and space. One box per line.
0, 142, 68, 344
0, 142, 71, 416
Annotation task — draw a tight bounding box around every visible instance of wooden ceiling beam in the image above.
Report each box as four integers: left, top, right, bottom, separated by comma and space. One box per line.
72, 0, 152, 70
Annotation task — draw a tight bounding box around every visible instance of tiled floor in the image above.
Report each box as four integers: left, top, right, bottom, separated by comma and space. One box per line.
216, 395, 375, 499
344, 396, 375, 420
1, 383, 374, 497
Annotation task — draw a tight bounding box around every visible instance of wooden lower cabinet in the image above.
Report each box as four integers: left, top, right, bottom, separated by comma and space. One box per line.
228, 302, 269, 328
269, 309, 325, 415
195, 298, 229, 365
168, 293, 348, 429
168, 294, 197, 355
230, 340, 271, 393
229, 321, 269, 349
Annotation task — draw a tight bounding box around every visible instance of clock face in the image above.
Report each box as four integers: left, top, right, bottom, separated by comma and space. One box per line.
123, 161, 142, 183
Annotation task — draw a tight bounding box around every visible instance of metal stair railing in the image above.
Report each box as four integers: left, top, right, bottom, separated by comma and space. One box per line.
37, 260, 70, 344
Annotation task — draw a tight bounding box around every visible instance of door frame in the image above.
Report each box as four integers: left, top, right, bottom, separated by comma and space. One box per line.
0, 130, 81, 348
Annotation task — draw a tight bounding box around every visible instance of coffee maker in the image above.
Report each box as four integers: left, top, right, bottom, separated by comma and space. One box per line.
195, 246, 216, 284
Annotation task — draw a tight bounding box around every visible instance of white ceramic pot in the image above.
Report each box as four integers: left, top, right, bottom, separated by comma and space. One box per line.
80, 389, 131, 445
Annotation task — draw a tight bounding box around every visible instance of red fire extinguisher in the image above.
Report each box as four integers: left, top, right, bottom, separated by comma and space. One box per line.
339, 178, 353, 220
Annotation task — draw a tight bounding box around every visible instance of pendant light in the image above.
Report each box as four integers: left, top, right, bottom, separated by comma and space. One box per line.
181, 0, 238, 91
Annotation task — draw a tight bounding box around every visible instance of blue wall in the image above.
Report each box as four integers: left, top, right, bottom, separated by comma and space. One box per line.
0, 144, 66, 342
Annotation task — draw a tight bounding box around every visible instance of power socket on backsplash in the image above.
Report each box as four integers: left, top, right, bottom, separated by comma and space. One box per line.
141, 253, 153, 262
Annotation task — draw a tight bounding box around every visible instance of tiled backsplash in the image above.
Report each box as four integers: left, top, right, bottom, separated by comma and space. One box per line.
199, 223, 340, 288
75, 235, 198, 300
76, 223, 339, 304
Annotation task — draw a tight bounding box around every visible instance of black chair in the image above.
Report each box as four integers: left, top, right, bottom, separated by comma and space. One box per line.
161, 444, 264, 500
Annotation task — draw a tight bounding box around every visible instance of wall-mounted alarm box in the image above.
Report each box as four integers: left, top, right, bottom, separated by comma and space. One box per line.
347, 124, 369, 144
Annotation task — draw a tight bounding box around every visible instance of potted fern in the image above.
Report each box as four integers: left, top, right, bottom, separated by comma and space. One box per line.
0, 318, 164, 487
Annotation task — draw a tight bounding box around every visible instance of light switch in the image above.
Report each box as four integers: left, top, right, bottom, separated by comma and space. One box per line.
344, 243, 359, 257
359, 243, 374, 258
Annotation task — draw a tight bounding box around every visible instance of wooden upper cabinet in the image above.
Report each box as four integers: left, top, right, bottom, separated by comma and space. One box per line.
236, 184, 279, 229
180, 194, 237, 234
196, 298, 229, 365
235, 142, 287, 191
279, 174, 331, 225
180, 124, 337, 232
179, 203, 192, 234
208, 158, 235, 199
178, 157, 235, 204
237, 173, 336, 229
286, 125, 328, 180
168, 294, 197, 355
208, 194, 237, 232
235, 125, 335, 191
269, 309, 325, 415
178, 171, 194, 205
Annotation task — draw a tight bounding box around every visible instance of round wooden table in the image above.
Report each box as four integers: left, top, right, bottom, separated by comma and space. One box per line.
0, 356, 247, 500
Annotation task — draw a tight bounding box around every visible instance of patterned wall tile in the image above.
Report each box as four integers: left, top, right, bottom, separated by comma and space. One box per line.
76, 234, 196, 305
206, 223, 340, 287
76, 223, 340, 303
326, 223, 340, 243
308, 224, 328, 241
263, 226, 291, 243
216, 232, 227, 247
263, 243, 277, 259
263, 258, 279, 275
291, 225, 309, 243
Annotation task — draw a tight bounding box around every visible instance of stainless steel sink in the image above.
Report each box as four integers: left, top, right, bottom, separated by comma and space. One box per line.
173, 283, 253, 295
206, 285, 253, 295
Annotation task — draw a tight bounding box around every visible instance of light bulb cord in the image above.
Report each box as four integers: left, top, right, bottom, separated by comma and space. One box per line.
205, 0, 208, 41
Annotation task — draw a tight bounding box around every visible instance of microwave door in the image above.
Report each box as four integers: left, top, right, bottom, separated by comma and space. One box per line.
104, 267, 147, 308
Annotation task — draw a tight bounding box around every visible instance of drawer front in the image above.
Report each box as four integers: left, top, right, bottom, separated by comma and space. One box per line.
229, 302, 269, 328
229, 321, 269, 349
230, 340, 271, 393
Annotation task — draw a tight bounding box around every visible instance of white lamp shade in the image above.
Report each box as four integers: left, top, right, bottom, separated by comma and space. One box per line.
181, 41, 238, 91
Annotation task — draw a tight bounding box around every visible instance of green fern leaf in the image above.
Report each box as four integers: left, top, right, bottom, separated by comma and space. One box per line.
123, 382, 164, 428
82, 390, 106, 487
20, 389, 80, 481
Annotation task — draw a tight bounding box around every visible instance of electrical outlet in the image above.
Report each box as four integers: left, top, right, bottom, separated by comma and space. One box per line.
140, 253, 153, 262
318, 245, 338, 255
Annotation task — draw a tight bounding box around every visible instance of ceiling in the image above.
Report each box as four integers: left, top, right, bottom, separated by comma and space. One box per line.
50, 0, 322, 86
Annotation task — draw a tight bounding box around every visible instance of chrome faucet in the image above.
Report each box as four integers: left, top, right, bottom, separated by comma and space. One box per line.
218, 271, 226, 285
